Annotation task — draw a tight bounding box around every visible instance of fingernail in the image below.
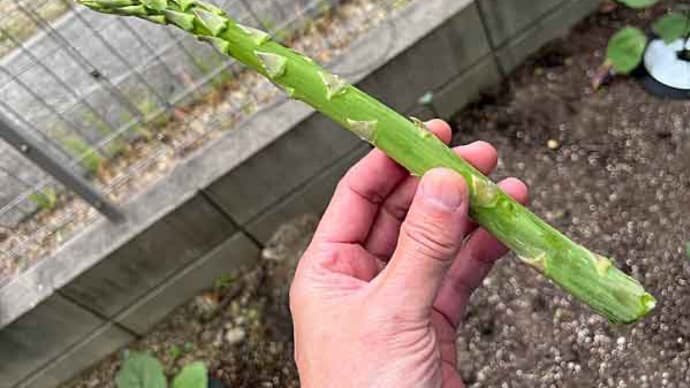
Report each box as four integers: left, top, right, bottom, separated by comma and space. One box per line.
420, 168, 465, 210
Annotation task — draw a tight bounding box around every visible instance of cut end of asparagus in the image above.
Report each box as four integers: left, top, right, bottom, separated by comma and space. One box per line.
592, 254, 657, 324
641, 293, 657, 312
618, 291, 656, 324
538, 249, 656, 324
619, 291, 656, 324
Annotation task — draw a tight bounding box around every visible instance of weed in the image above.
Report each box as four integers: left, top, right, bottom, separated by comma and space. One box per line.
58, 136, 104, 176
116, 351, 207, 388
213, 272, 237, 291
28, 187, 58, 211
167, 344, 182, 361
80, 110, 126, 157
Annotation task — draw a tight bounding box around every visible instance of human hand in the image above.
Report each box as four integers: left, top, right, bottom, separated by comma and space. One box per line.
289, 120, 528, 388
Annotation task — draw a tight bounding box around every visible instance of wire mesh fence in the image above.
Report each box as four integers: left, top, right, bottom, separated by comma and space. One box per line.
0, 0, 403, 282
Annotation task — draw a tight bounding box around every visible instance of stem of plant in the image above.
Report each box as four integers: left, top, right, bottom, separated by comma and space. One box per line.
77, 0, 656, 324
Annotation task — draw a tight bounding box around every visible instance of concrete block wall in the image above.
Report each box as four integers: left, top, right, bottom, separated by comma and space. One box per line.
0, 0, 341, 227
0, 0, 600, 386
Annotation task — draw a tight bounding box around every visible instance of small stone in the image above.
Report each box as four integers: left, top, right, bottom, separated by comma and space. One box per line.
192, 292, 220, 319
547, 139, 560, 150
225, 327, 246, 346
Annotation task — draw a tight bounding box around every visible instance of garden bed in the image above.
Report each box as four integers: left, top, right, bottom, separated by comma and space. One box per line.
0, 0, 403, 283
452, 3, 688, 385
0, 0, 71, 57
66, 215, 317, 388
65, 3, 688, 387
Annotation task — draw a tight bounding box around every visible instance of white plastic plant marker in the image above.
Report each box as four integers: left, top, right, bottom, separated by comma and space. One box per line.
643, 38, 690, 90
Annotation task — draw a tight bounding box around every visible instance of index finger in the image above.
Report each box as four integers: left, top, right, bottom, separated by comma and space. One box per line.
313, 120, 452, 244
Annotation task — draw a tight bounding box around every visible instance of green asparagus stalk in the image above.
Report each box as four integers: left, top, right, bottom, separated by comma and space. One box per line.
77, 0, 656, 324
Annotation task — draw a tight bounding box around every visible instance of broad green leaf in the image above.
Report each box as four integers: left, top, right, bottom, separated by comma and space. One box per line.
607, 27, 647, 74
617, 0, 659, 8
116, 352, 167, 388
172, 362, 208, 388
652, 13, 690, 44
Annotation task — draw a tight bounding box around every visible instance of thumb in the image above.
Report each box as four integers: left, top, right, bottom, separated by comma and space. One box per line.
376, 168, 469, 314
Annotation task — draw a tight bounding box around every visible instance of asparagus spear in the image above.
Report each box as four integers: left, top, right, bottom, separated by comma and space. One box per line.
76, 0, 656, 324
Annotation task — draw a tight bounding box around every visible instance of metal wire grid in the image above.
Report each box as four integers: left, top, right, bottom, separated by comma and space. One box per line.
0, 0, 397, 279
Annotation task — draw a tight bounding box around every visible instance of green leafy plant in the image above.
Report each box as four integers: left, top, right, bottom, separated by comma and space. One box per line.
28, 187, 58, 211
116, 352, 167, 388
81, 110, 127, 157
652, 11, 690, 44
618, 0, 658, 8
213, 272, 237, 290
59, 135, 105, 175
167, 345, 182, 361
78, 0, 656, 324
172, 362, 208, 388
116, 351, 207, 388
136, 94, 171, 127
604, 0, 690, 74
607, 26, 648, 74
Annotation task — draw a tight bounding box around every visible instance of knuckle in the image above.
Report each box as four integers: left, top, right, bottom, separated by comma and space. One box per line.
401, 219, 458, 262
383, 199, 409, 222
289, 275, 307, 309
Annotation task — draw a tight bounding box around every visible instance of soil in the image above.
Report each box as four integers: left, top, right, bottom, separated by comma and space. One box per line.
452, 3, 689, 386
67, 3, 689, 388
65, 215, 318, 388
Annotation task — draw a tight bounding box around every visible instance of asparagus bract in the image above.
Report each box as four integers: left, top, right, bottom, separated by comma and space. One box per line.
77, 0, 656, 324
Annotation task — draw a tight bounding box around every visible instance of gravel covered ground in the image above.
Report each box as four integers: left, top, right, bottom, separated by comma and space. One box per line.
453, 4, 689, 386
68, 4, 689, 387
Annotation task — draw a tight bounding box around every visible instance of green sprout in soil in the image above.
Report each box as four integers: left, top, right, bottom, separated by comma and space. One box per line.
213, 272, 237, 291
167, 344, 182, 361
81, 110, 127, 157
77, 0, 656, 324
58, 135, 105, 176
28, 187, 58, 212
116, 351, 207, 388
